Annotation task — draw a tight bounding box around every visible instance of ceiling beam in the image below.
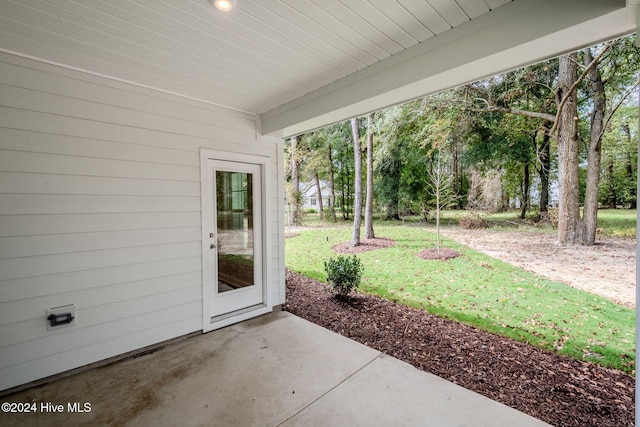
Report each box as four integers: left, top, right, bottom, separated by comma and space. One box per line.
260, 0, 634, 137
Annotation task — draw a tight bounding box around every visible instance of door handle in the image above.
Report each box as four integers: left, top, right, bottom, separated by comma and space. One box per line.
210, 243, 216, 249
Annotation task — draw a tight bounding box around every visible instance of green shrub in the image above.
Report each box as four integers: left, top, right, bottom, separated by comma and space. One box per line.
305, 208, 318, 214
324, 255, 363, 297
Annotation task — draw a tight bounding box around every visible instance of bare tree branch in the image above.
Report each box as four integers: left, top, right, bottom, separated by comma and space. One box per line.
598, 78, 640, 141
464, 83, 555, 124
467, 106, 555, 122
550, 43, 613, 135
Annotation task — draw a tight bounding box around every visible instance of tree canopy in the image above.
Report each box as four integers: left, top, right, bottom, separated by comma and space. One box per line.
284, 35, 639, 245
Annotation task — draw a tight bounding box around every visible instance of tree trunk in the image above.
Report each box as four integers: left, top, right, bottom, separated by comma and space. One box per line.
383, 182, 399, 220
328, 143, 337, 222
520, 162, 530, 219
556, 53, 583, 245
453, 135, 466, 209
627, 154, 636, 209
435, 154, 442, 253
384, 204, 391, 220
537, 129, 551, 213
364, 113, 375, 239
345, 173, 351, 220
622, 125, 636, 209
289, 135, 303, 225
350, 118, 363, 247
341, 173, 347, 221
582, 48, 606, 246
606, 161, 616, 209
314, 173, 324, 221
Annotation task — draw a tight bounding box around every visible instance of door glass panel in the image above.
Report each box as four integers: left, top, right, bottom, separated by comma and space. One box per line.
216, 171, 254, 293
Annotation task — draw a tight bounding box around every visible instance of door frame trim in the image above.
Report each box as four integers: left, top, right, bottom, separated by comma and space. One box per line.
200, 148, 272, 332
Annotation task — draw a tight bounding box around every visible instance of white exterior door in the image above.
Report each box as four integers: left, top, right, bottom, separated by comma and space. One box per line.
202, 157, 265, 329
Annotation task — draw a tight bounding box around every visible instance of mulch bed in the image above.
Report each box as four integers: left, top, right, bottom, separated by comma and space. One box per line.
333, 237, 395, 254
416, 247, 462, 260
283, 270, 635, 427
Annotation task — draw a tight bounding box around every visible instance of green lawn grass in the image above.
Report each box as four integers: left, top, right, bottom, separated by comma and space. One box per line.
285, 224, 636, 374
597, 209, 637, 238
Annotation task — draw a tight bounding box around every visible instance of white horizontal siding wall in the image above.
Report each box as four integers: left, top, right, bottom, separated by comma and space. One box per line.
0, 52, 284, 391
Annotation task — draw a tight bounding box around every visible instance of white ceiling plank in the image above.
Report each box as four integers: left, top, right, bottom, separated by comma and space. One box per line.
260, 0, 633, 136
0, 1, 289, 97
15, 0, 323, 100
153, 0, 349, 79
485, 0, 513, 11
396, 0, 449, 35
236, 0, 365, 72
309, 0, 404, 56
65, 0, 349, 111
0, 7, 289, 114
73, 0, 334, 107
367, 0, 434, 42
0, 14, 280, 109
0, 26, 261, 111
455, 0, 490, 19
280, 0, 387, 62
0, 0, 507, 114
425, 0, 469, 27
78, 0, 329, 86
130, 0, 347, 83
339, 0, 419, 48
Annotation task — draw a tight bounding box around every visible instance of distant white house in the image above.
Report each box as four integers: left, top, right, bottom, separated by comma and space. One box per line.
300, 181, 332, 210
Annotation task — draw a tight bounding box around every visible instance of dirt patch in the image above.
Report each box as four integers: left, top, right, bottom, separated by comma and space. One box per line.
416, 247, 462, 260
284, 270, 635, 427
333, 237, 395, 254
440, 228, 636, 308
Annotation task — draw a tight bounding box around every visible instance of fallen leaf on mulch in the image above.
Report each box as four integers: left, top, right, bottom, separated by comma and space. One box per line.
283, 270, 635, 427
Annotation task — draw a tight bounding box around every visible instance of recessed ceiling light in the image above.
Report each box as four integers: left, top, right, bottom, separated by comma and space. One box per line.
212, 0, 235, 12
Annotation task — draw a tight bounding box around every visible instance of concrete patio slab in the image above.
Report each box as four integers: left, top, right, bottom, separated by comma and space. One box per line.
0, 311, 549, 426
281, 354, 546, 427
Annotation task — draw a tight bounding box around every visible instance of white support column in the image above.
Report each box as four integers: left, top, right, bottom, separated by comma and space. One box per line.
635, 3, 639, 425
636, 83, 639, 427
